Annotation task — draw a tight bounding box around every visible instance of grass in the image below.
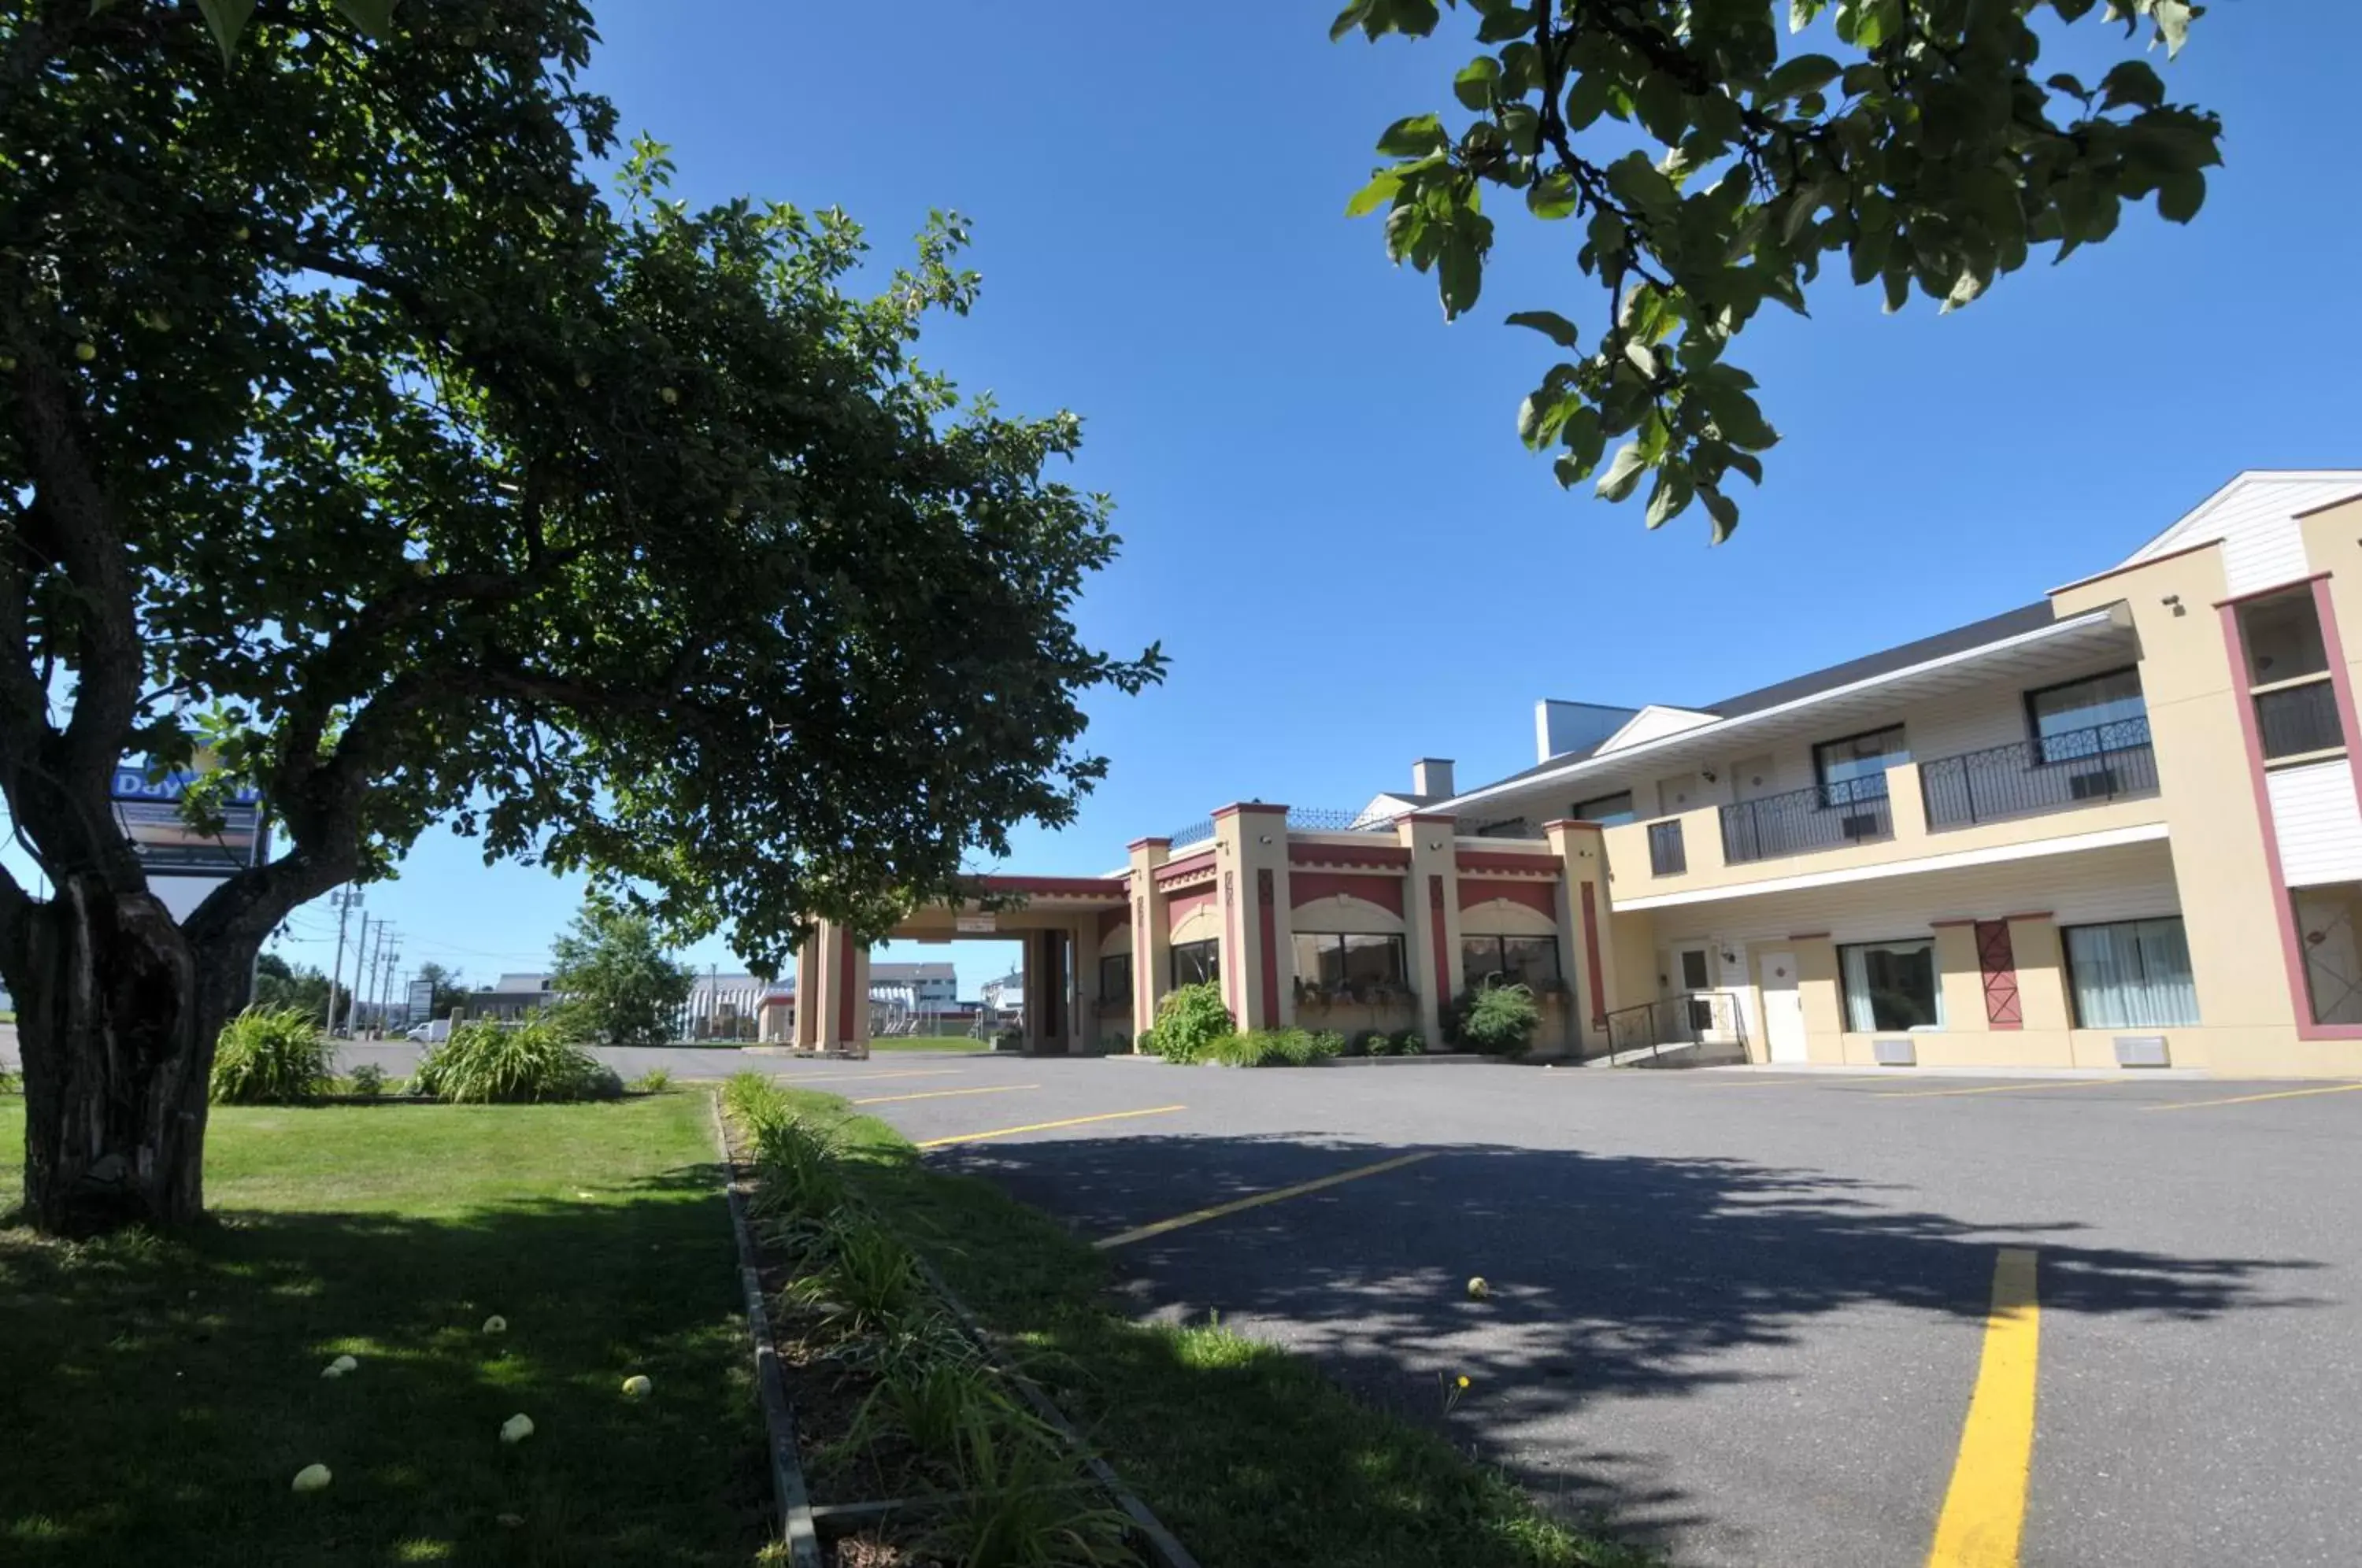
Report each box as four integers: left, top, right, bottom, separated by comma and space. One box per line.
764, 1087, 1649, 1568
0, 1093, 767, 1566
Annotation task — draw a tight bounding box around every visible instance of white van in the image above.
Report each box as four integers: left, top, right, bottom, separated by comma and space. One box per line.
405, 1019, 452, 1044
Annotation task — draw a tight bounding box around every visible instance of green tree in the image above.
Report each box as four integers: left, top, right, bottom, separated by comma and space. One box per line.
414, 962, 467, 1020
1335, 0, 2222, 537
0, 2, 1160, 1233
251, 953, 335, 1021
547, 900, 695, 1049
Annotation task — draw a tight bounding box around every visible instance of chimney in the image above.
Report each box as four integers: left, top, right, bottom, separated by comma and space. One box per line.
1412, 758, 1455, 800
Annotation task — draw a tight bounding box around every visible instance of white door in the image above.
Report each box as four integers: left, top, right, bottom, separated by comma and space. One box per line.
1759, 950, 1807, 1063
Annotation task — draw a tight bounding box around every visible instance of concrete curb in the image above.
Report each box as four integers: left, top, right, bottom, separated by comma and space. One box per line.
705, 1095, 824, 1568
1100, 1051, 1488, 1067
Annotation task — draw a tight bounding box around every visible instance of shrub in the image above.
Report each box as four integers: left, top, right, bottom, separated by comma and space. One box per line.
1346, 1029, 1386, 1058
346, 1062, 388, 1098
748, 1112, 848, 1219
0, 1068, 20, 1095
1203, 1029, 1343, 1067
993, 1025, 1027, 1052
209, 1007, 335, 1104
724, 1071, 790, 1130
1134, 1026, 1161, 1058
631, 1066, 673, 1093
1146, 982, 1232, 1064
1386, 1029, 1427, 1056
847, 1361, 1031, 1470
1456, 983, 1542, 1058
411, 1018, 606, 1103
925, 1417, 1135, 1568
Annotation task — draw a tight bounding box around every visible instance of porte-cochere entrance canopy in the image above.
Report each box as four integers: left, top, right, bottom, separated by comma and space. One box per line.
766, 803, 1613, 1057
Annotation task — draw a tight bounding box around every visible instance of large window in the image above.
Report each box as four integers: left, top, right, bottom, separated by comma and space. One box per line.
1462, 934, 1560, 992
1839, 938, 1943, 1031
1170, 939, 1219, 989
2238, 589, 2345, 761
1292, 933, 1407, 997
1573, 791, 1636, 827
2291, 886, 2362, 1026
2027, 668, 2149, 760
1098, 952, 1133, 1007
2063, 917, 2198, 1029
1815, 726, 1908, 802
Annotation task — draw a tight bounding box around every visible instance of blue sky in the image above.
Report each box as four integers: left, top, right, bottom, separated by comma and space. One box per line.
13, 1, 2356, 1000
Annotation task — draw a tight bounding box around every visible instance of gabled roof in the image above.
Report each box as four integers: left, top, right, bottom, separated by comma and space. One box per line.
2120, 470, 2362, 565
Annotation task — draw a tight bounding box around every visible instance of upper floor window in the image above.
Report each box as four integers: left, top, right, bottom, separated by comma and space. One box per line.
2236, 589, 2345, 763
1814, 725, 1908, 804
1572, 791, 1635, 827
2026, 668, 2149, 761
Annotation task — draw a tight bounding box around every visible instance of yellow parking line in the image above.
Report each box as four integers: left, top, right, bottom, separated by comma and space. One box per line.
1871, 1079, 2129, 1100
1927, 1247, 2041, 1568
852, 1083, 1040, 1106
916, 1104, 1187, 1150
2145, 1081, 2362, 1112
1095, 1152, 1436, 1251
773, 1069, 966, 1085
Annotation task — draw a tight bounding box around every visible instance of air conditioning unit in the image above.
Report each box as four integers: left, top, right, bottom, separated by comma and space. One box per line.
2068, 769, 2120, 801
1872, 1037, 1917, 1067
2113, 1034, 2171, 1067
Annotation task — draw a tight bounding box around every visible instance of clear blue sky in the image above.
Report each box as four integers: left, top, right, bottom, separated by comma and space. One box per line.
15, 2, 2359, 1000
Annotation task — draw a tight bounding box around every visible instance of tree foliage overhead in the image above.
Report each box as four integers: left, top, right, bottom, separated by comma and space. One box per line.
0, 0, 1161, 1231
1335, 0, 2222, 538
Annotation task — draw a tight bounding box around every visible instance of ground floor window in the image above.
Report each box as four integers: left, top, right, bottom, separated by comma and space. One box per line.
1840, 938, 1943, 1030
1463, 934, 1560, 992
1170, 938, 1219, 989
1291, 933, 1406, 997
2063, 917, 2199, 1028
2291, 885, 2362, 1026
1098, 952, 1132, 1007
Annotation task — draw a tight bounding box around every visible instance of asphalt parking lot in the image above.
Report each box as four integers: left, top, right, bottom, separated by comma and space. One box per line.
20, 1030, 2357, 1566
735, 1053, 2362, 1568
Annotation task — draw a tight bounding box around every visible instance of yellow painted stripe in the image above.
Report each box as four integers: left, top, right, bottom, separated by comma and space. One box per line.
772, 1069, 965, 1085
916, 1104, 1187, 1149
1928, 1247, 2041, 1568
2145, 1081, 2362, 1112
1871, 1078, 2128, 1100
1096, 1152, 1436, 1251
852, 1083, 1040, 1106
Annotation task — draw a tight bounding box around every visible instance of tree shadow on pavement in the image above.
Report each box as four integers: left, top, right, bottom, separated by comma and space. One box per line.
935, 1130, 2323, 1559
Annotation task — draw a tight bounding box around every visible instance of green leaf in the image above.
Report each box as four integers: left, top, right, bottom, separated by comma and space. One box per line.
1643, 467, 1694, 528
1525, 170, 1579, 220
1596, 442, 1647, 501
1454, 56, 1501, 110
1345, 170, 1404, 219
1504, 309, 1580, 348
1564, 71, 1612, 131
194, 0, 257, 64
2157, 168, 2205, 224
1763, 54, 1842, 104
1438, 234, 1482, 319
1699, 484, 1739, 542
332, 0, 396, 38
1375, 113, 1449, 157
1329, 1, 1376, 42
1789, 0, 1827, 33
2099, 61, 2165, 111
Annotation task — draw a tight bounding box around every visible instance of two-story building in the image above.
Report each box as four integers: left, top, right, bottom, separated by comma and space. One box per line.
785, 472, 2362, 1077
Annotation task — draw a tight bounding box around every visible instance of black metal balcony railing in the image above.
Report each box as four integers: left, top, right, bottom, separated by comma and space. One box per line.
1920, 719, 2159, 830
2255, 678, 2345, 761
1720, 775, 1894, 864
1648, 819, 1687, 877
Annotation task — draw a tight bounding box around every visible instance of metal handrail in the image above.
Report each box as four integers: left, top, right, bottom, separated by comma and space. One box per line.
1720, 775, 1893, 864
1601, 991, 1749, 1067
1920, 719, 2157, 829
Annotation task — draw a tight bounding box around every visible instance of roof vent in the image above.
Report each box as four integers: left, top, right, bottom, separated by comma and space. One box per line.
1412, 758, 1455, 799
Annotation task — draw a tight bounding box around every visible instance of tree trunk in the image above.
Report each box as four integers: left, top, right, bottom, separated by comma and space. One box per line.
13, 874, 246, 1234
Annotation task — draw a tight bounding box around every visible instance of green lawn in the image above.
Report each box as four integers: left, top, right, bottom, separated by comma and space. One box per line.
865, 1033, 993, 1054
771, 1088, 1647, 1568
0, 1093, 767, 1566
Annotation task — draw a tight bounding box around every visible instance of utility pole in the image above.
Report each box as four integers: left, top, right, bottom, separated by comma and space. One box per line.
375, 933, 402, 1038
326, 888, 362, 1033
346, 917, 377, 1037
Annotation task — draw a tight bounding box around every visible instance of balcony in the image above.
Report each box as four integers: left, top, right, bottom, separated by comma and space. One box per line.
1920, 719, 2160, 830
1719, 776, 1894, 866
